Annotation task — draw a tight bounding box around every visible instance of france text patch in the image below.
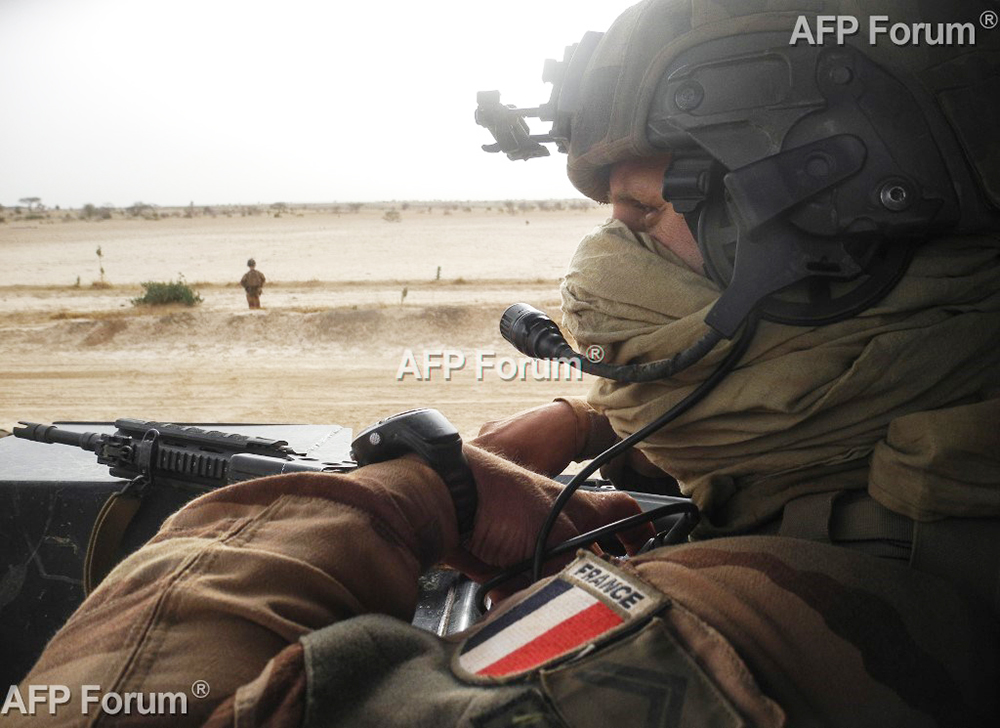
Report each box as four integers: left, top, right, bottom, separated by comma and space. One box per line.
455, 553, 666, 682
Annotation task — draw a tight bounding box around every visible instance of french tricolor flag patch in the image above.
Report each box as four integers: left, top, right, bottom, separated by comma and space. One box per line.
455, 553, 665, 681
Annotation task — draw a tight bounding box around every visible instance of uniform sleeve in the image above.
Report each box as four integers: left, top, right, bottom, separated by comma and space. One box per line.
200, 642, 308, 728
17, 460, 458, 727
553, 395, 620, 460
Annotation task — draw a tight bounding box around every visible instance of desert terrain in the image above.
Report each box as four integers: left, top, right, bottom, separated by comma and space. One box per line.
0, 204, 610, 444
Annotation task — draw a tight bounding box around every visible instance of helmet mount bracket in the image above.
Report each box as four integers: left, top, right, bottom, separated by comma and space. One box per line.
475, 32, 603, 161
670, 134, 890, 337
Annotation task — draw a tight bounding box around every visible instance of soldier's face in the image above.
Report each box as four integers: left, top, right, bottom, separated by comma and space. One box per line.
609, 157, 704, 273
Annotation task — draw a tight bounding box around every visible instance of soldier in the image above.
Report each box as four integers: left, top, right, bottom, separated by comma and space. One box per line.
13, 1, 1000, 726
240, 258, 265, 309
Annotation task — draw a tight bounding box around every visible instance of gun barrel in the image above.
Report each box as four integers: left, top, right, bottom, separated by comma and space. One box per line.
13, 422, 103, 452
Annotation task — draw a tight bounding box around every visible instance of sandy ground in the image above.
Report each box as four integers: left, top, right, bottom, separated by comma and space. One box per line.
0, 207, 609, 441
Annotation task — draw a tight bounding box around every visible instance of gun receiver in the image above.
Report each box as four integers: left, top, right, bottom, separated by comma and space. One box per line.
13, 419, 354, 491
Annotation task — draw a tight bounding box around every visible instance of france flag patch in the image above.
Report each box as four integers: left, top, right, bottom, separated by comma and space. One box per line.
455, 553, 666, 681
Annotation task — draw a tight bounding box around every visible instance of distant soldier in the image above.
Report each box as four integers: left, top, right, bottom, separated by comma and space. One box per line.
240, 258, 265, 309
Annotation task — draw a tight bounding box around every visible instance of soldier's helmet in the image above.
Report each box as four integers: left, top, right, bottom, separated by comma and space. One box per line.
247, 258, 256, 268
478, 0, 1000, 336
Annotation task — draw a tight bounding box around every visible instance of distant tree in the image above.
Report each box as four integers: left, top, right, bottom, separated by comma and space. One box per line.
82, 203, 97, 219
348, 203, 363, 213
382, 209, 402, 223
127, 202, 154, 217
19, 197, 41, 211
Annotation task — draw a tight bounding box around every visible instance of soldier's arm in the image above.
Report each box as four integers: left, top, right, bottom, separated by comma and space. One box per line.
17, 448, 646, 726
18, 459, 458, 726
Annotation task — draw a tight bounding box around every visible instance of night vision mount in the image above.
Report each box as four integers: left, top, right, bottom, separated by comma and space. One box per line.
475, 32, 603, 161
479, 31, 972, 340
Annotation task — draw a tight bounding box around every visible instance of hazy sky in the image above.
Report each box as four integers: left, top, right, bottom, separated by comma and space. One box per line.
0, 0, 633, 209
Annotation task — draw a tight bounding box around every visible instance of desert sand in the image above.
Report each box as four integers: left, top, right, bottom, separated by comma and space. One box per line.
0, 205, 610, 442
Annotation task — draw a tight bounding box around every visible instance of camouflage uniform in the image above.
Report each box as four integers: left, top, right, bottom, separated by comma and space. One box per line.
240, 265, 265, 309
12, 455, 997, 727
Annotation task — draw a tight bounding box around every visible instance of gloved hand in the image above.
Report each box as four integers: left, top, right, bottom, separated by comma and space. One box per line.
444, 444, 654, 599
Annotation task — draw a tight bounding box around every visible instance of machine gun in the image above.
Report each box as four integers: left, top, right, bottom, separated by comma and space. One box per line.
11, 419, 356, 598
13, 419, 354, 492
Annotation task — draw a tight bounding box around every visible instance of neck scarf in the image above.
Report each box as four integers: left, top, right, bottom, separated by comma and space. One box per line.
561, 219, 1000, 533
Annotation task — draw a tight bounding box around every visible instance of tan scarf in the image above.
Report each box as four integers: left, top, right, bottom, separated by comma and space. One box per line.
561, 219, 1000, 534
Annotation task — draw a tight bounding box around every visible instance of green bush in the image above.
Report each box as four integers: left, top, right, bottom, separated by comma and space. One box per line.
131, 280, 202, 307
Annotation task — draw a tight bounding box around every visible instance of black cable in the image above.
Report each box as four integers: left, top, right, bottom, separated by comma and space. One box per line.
475, 501, 697, 613
578, 328, 722, 382
500, 303, 724, 383
472, 314, 758, 611
529, 315, 758, 581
